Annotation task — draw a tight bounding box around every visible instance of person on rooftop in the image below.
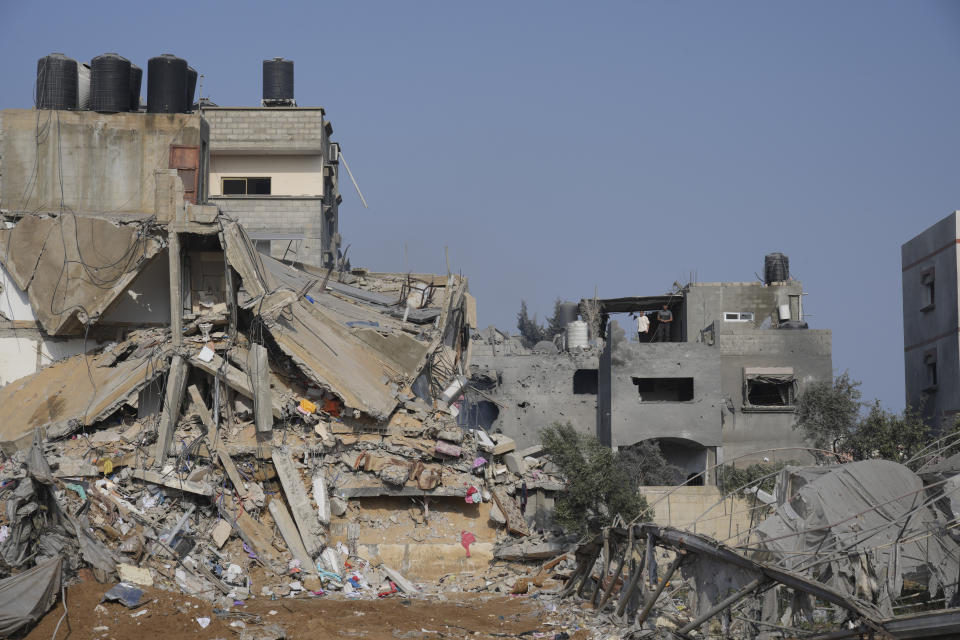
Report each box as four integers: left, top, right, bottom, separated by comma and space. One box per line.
656, 304, 673, 342
634, 310, 650, 342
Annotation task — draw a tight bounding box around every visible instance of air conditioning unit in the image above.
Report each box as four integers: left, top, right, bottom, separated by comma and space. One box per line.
327, 143, 339, 163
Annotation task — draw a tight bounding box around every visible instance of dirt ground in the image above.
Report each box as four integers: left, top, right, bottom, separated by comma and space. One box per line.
24, 577, 581, 640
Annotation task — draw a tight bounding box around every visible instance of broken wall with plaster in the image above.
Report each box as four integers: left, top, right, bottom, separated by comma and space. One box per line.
0, 109, 205, 216
600, 340, 723, 463
463, 341, 600, 449
718, 329, 832, 465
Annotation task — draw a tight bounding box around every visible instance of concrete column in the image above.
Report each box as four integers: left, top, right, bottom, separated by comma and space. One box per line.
246, 343, 273, 435
153, 355, 188, 468
168, 230, 182, 347
273, 447, 324, 557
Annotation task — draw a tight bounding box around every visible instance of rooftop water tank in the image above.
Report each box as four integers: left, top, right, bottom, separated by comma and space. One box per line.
36, 53, 78, 110
764, 253, 789, 285
566, 320, 589, 350
77, 63, 91, 110
91, 53, 131, 113
128, 63, 142, 111
558, 301, 579, 328
262, 57, 294, 103
185, 66, 197, 111
147, 54, 187, 114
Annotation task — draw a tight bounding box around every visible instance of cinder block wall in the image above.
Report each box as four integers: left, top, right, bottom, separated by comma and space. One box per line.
204, 107, 325, 152
211, 195, 324, 265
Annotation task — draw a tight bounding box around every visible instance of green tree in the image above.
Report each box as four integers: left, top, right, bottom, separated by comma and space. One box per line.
517, 300, 546, 348
540, 423, 648, 534
616, 440, 683, 487
794, 371, 862, 458
845, 402, 931, 462
544, 298, 566, 340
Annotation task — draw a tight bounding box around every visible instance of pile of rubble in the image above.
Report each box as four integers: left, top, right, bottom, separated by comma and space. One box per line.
0, 212, 570, 635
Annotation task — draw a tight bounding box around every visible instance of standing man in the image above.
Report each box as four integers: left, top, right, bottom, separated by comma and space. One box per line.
635, 310, 650, 342
657, 304, 673, 342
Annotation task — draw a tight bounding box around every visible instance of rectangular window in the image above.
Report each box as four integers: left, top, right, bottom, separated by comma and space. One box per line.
573, 369, 599, 395
743, 367, 796, 409
632, 377, 694, 402
724, 312, 755, 322
221, 177, 272, 195
921, 269, 935, 311
746, 379, 795, 406
924, 350, 938, 392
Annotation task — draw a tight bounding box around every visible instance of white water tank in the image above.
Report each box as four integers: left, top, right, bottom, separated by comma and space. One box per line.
566, 320, 589, 350
778, 304, 791, 321
77, 63, 91, 110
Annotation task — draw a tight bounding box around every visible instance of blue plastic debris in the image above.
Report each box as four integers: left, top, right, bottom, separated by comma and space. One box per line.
102, 582, 144, 608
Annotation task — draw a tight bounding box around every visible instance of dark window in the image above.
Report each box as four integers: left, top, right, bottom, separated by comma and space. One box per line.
221, 177, 271, 195
921, 269, 935, 311
632, 377, 694, 402
222, 178, 246, 195
248, 177, 271, 194
573, 369, 599, 395
924, 351, 938, 391
746, 380, 795, 406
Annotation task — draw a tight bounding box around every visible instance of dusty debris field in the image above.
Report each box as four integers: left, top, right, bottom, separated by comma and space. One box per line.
26, 578, 583, 640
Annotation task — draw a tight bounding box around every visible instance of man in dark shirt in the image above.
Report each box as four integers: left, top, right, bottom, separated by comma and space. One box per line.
656, 304, 673, 342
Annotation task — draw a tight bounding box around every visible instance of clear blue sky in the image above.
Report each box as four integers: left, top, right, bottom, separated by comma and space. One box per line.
2, 1, 958, 410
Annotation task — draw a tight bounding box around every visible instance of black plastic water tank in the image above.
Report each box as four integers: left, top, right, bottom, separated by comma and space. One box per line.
91, 53, 131, 113
36, 53, 78, 110
185, 66, 197, 111
128, 64, 142, 111
558, 301, 580, 327
147, 54, 187, 113
764, 253, 790, 285
262, 57, 294, 102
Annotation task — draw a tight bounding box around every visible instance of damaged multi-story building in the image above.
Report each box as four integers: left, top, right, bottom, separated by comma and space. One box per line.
462, 256, 833, 482
203, 58, 343, 269
902, 210, 960, 431
0, 52, 555, 606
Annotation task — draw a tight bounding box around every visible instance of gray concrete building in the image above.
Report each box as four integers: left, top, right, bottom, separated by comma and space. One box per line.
901, 211, 960, 430
462, 264, 833, 482
203, 106, 342, 268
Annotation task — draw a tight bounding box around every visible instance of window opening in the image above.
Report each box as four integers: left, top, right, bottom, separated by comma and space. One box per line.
724, 311, 755, 322
746, 379, 795, 406
924, 351, 938, 391
632, 377, 694, 402
573, 369, 599, 395
921, 269, 935, 311
221, 177, 272, 195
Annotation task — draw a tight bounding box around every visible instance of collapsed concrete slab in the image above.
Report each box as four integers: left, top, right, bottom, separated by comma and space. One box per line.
219, 221, 470, 421
0, 215, 162, 335
0, 329, 171, 452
